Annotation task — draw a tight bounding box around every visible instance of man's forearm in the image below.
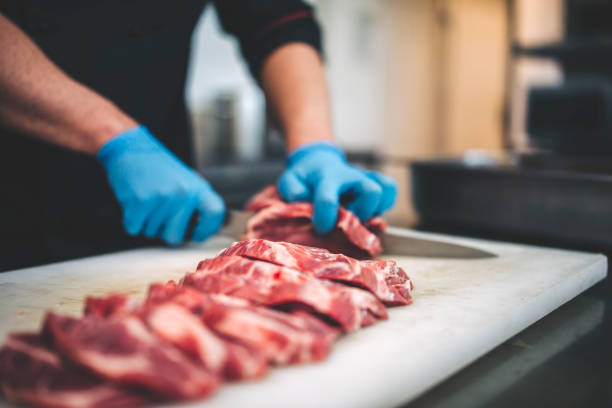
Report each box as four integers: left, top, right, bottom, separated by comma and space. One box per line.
261, 43, 334, 152
0, 13, 136, 154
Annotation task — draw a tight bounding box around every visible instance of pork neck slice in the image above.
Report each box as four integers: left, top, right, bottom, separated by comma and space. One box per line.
85, 292, 267, 381
0, 332, 147, 408
183, 256, 388, 332
219, 239, 413, 305
147, 284, 340, 365
43, 312, 219, 400
244, 185, 385, 259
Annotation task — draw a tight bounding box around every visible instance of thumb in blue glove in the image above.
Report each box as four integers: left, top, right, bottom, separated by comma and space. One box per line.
277, 142, 397, 235
97, 125, 225, 245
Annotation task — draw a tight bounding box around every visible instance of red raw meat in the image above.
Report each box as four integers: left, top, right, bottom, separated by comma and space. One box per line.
244, 185, 386, 259
84, 294, 140, 318
147, 283, 340, 365
144, 299, 268, 380
183, 255, 388, 332
43, 312, 219, 400
85, 293, 268, 381
0, 332, 146, 408
219, 239, 413, 305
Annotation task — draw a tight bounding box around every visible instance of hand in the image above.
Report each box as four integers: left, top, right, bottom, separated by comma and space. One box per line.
277, 142, 397, 234
97, 126, 225, 245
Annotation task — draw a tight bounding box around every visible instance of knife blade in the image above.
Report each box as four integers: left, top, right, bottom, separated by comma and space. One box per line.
184, 209, 253, 242
380, 231, 496, 258
218, 210, 254, 240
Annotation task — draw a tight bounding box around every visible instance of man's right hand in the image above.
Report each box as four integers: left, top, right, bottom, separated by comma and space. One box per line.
97, 126, 225, 245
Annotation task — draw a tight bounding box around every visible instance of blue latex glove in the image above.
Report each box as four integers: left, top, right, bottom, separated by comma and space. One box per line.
97, 126, 225, 245
277, 142, 397, 234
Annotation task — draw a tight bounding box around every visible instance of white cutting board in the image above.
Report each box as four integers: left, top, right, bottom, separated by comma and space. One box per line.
0, 229, 606, 408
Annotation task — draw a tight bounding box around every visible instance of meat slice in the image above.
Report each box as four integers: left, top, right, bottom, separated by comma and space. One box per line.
244, 185, 385, 259
143, 299, 267, 380
144, 303, 229, 373
219, 239, 413, 305
0, 332, 146, 408
182, 255, 388, 332
43, 312, 219, 400
84, 294, 140, 318
147, 284, 340, 365
85, 292, 267, 381
244, 184, 282, 212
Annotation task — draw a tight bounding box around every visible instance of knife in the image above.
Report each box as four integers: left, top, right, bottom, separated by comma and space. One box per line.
379, 230, 496, 258
217, 209, 254, 240
216, 210, 495, 259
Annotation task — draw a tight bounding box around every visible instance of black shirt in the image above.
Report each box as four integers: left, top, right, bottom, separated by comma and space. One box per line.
0, 0, 322, 271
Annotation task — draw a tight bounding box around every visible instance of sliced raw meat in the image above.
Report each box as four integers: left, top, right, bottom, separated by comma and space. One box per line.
43, 312, 218, 400
244, 185, 385, 258
0, 332, 146, 408
145, 303, 228, 372
144, 300, 267, 380
183, 255, 388, 332
147, 284, 340, 364
219, 239, 413, 305
244, 185, 281, 212
85, 292, 267, 381
84, 294, 140, 318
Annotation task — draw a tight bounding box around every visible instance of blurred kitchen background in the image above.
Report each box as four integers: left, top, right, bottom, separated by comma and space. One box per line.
185, 0, 612, 251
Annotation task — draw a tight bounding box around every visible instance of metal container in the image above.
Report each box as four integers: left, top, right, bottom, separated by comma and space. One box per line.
411, 159, 612, 250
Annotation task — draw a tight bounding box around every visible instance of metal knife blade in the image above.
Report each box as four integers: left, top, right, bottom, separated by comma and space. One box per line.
380, 231, 496, 258
217, 210, 254, 240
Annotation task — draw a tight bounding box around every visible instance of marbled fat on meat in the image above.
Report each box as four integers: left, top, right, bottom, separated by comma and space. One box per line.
86, 291, 268, 381
0, 333, 146, 408
43, 313, 219, 400
148, 284, 340, 365
183, 255, 388, 332
244, 186, 386, 258
219, 239, 413, 305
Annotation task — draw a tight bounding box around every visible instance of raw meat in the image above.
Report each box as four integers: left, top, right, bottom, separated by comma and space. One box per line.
84, 294, 140, 318
0, 332, 146, 408
147, 283, 340, 365
43, 312, 219, 400
244, 185, 386, 259
85, 293, 268, 381
183, 255, 388, 332
219, 239, 413, 305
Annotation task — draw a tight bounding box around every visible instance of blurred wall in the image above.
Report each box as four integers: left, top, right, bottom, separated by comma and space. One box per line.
378, 0, 509, 224
509, 0, 564, 151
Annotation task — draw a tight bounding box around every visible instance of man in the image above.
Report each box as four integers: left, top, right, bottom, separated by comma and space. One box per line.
0, 1, 397, 271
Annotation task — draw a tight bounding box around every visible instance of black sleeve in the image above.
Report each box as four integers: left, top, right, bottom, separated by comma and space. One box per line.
212, 0, 323, 79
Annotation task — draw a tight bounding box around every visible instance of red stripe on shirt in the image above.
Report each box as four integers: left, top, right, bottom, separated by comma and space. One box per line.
257, 10, 314, 37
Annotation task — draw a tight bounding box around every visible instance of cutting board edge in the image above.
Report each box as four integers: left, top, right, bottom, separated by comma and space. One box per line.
385, 253, 608, 408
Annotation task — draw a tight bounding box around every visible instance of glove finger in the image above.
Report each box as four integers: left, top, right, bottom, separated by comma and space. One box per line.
161, 194, 199, 245
277, 170, 311, 202
345, 176, 383, 222
365, 170, 398, 215
312, 179, 341, 235
122, 197, 158, 236
143, 195, 181, 239
192, 190, 226, 242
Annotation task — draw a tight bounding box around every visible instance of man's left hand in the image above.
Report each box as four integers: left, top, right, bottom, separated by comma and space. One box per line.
277, 142, 397, 234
